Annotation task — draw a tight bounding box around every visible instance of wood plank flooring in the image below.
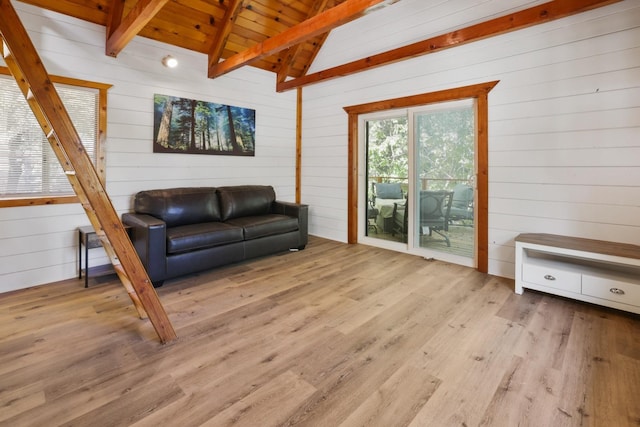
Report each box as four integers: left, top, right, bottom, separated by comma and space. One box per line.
1, 236, 639, 426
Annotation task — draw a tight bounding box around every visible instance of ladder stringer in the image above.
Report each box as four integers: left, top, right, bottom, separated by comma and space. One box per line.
0, 0, 176, 343
1, 45, 149, 319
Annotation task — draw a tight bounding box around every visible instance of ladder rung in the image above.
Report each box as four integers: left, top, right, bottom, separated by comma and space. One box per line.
113, 264, 126, 276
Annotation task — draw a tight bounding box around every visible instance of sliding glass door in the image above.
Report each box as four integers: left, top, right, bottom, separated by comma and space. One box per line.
364, 113, 408, 243
362, 99, 476, 266
412, 99, 476, 264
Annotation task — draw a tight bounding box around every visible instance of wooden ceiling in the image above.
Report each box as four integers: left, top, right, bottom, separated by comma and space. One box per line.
13, 0, 622, 91
16, 0, 389, 81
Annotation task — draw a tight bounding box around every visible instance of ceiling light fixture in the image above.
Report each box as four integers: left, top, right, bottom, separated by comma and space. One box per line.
162, 55, 178, 68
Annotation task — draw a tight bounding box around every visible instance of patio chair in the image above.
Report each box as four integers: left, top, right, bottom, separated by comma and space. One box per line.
391, 199, 408, 242
419, 190, 453, 247
372, 182, 403, 204
449, 184, 474, 225
371, 182, 405, 233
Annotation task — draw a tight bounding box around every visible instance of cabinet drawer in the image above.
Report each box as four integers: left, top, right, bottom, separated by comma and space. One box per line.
582, 275, 640, 307
522, 263, 581, 293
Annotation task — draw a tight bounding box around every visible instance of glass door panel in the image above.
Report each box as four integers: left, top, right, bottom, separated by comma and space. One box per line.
364, 116, 408, 242
412, 99, 476, 262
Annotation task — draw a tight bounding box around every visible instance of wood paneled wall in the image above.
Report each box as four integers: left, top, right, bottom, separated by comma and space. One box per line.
1, 1, 638, 293
301, 0, 640, 278
0, 3, 297, 293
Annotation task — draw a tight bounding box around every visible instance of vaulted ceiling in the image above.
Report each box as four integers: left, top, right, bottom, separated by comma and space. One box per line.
13, 0, 621, 92
16, 0, 392, 82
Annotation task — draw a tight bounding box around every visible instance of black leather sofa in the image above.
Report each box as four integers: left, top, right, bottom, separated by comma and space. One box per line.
122, 185, 308, 286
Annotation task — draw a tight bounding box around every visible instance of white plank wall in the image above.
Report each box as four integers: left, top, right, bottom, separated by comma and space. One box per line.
1, 0, 639, 293
0, 3, 296, 293
302, 0, 640, 278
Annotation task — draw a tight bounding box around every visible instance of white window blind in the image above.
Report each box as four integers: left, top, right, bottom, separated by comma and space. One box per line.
0, 74, 98, 198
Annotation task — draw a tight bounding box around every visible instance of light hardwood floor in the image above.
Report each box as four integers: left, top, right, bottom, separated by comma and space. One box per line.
1, 236, 639, 426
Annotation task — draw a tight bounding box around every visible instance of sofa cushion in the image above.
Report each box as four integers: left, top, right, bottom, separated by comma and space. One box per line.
226, 214, 299, 240
218, 185, 275, 221
166, 222, 243, 254
134, 187, 220, 227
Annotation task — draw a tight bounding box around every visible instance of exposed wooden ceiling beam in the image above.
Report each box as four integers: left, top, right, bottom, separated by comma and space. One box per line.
106, 0, 170, 57
207, 0, 248, 71
276, 0, 622, 92
106, 0, 125, 39
208, 0, 385, 79
276, 0, 331, 83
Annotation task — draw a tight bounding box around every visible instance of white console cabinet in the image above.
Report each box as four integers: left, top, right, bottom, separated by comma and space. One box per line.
515, 233, 640, 314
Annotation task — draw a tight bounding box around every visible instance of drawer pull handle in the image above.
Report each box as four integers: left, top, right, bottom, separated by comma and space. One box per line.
544, 274, 556, 281
609, 288, 625, 295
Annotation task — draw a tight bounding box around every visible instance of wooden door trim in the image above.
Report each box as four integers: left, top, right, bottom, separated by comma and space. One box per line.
344, 80, 499, 272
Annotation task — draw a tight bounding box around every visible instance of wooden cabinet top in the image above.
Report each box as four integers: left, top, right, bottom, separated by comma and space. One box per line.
515, 233, 640, 261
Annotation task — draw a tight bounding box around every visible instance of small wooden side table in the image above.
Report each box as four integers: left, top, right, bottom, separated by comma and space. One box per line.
78, 225, 131, 288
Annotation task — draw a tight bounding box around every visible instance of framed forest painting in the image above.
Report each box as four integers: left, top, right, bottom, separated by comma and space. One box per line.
153, 94, 256, 156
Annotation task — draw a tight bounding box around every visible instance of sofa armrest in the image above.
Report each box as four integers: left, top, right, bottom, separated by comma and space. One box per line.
272, 201, 308, 248
122, 213, 167, 282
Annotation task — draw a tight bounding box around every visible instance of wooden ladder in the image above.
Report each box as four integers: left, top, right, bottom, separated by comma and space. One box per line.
0, 0, 176, 343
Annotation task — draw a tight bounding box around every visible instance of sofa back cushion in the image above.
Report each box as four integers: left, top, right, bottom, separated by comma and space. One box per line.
134, 187, 221, 227
217, 185, 275, 221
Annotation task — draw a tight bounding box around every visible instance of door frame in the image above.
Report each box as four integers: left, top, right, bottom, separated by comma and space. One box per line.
344, 80, 498, 273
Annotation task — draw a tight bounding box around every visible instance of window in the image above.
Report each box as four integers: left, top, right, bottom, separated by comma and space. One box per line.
0, 68, 110, 207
